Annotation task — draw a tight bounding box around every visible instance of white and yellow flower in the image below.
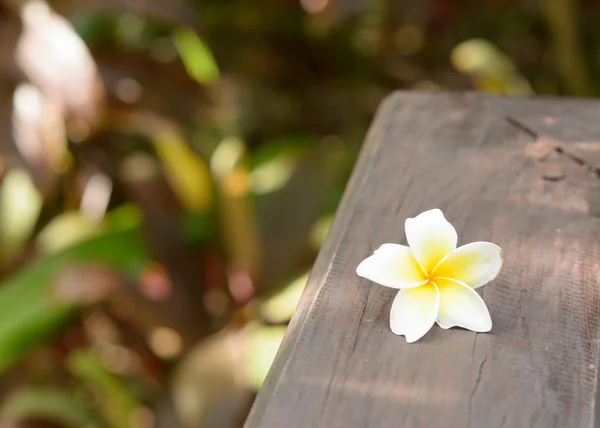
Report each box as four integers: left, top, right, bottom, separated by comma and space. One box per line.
356, 209, 503, 343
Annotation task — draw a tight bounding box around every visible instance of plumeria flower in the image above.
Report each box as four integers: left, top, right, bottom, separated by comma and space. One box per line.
356, 209, 503, 343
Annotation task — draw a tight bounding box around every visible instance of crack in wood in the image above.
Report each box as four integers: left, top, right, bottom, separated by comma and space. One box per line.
505, 115, 538, 139
499, 411, 507, 428
349, 287, 370, 355
555, 146, 600, 180
470, 335, 478, 362
468, 355, 488, 428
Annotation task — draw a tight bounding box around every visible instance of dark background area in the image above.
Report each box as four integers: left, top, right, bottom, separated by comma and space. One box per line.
0, 0, 596, 427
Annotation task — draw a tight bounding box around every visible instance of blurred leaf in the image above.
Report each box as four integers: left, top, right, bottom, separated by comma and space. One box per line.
243, 323, 286, 390
12, 83, 69, 183
36, 204, 143, 255
15, 1, 105, 135
108, 112, 213, 213
541, 0, 590, 96
249, 136, 312, 195
248, 136, 311, 169
180, 213, 213, 244
451, 39, 532, 95
309, 214, 333, 251
173, 27, 220, 86
0, 225, 150, 373
251, 155, 297, 195
259, 271, 309, 324
103, 204, 143, 230
0, 168, 42, 267
172, 332, 251, 428
68, 350, 138, 428
0, 388, 104, 428
115, 13, 147, 50
70, 12, 116, 47
153, 130, 213, 214
211, 137, 262, 279
36, 212, 103, 255
211, 137, 246, 181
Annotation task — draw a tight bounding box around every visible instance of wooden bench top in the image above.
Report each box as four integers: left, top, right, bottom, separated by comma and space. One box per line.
246, 92, 600, 428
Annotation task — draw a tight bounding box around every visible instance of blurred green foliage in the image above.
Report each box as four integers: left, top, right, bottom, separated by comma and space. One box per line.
0, 0, 598, 427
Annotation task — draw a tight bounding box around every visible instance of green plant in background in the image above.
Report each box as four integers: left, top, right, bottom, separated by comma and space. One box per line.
0, 0, 598, 426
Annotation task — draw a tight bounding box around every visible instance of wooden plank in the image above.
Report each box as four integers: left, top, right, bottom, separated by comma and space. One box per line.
245, 92, 600, 428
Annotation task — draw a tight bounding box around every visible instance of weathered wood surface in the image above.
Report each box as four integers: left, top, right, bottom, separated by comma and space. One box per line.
245, 92, 600, 428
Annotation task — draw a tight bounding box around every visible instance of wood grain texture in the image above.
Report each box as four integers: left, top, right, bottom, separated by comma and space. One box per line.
245, 92, 600, 428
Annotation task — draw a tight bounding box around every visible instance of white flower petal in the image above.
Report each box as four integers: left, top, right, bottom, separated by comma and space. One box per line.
390, 283, 439, 343
356, 244, 428, 289
405, 209, 457, 275
432, 242, 503, 288
434, 277, 492, 332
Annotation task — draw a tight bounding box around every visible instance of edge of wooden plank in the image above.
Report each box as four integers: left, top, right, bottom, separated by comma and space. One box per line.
244, 90, 410, 427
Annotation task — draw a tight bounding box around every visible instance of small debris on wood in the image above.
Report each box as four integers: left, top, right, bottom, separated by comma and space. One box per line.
542, 161, 565, 181
524, 138, 554, 161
